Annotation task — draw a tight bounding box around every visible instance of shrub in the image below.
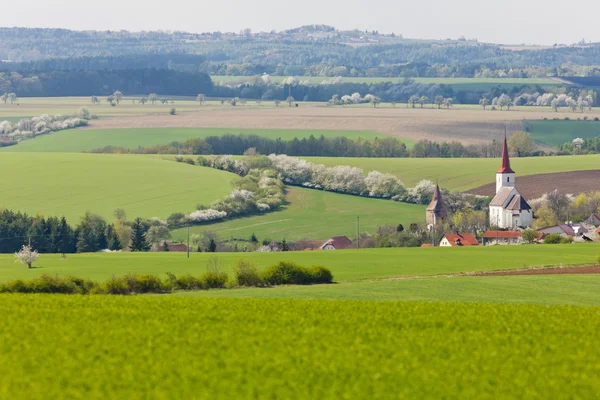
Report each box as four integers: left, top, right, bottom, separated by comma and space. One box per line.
102, 274, 170, 295
261, 261, 312, 285
0, 274, 99, 294
102, 276, 131, 295
307, 266, 334, 284
544, 233, 563, 244
232, 258, 263, 286
561, 236, 574, 244
166, 272, 203, 290
170, 108, 176, 115
183, 158, 195, 165
200, 271, 228, 289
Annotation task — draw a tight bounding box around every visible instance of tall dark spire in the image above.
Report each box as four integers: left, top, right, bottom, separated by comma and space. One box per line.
497, 135, 514, 174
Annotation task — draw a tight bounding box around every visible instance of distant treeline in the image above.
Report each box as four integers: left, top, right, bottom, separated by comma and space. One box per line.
89, 133, 509, 158
558, 136, 600, 154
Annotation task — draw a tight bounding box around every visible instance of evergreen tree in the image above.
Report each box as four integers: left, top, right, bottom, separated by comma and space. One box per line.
58, 216, 75, 256
250, 233, 258, 243
163, 241, 170, 252
208, 239, 217, 253
106, 224, 122, 251
76, 228, 96, 253
129, 218, 150, 252
281, 239, 289, 252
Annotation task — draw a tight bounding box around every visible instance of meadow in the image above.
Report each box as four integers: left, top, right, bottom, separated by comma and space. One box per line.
528, 119, 600, 147
302, 154, 600, 191
0, 295, 598, 399
0, 245, 597, 283
2, 127, 386, 153
172, 186, 425, 242
0, 153, 235, 222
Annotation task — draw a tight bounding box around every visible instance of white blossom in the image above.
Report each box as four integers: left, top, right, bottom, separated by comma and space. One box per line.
14, 245, 39, 269
186, 209, 227, 223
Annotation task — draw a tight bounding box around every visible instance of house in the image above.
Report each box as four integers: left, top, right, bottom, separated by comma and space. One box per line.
154, 242, 188, 252
319, 236, 354, 250
537, 224, 588, 238
426, 184, 447, 228
584, 213, 600, 227
482, 230, 543, 245
489, 136, 533, 229
439, 233, 479, 247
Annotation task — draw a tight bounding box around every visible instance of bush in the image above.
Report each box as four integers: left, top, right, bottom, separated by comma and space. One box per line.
169, 108, 176, 115
102, 274, 170, 295
561, 236, 574, 244
544, 233, 563, 244
166, 272, 203, 290
232, 258, 263, 286
0, 274, 99, 294
200, 271, 228, 288
307, 266, 334, 283
261, 261, 312, 285
183, 158, 195, 165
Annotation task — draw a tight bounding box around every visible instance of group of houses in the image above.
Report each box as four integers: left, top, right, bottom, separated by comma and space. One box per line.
427, 136, 600, 247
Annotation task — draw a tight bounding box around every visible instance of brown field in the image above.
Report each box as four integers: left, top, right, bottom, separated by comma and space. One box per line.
473, 266, 600, 276
466, 170, 600, 198
85, 105, 599, 144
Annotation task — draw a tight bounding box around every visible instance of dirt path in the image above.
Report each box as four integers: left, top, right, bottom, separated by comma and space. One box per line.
465, 170, 600, 198
471, 266, 600, 276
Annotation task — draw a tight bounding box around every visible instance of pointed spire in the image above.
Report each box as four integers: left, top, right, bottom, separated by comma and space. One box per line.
497, 134, 514, 174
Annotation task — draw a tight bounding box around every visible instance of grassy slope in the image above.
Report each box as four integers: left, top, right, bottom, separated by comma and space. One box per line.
302, 154, 600, 191
0, 153, 235, 222
172, 186, 426, 242
1, 296, 598, 399
183, 275, 600, 306
2, 127, 386, 153
0, 245, 597, 283
529, 120, 600, 147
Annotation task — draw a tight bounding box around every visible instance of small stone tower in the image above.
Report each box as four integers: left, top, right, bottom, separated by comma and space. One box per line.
426, 184, 447, 227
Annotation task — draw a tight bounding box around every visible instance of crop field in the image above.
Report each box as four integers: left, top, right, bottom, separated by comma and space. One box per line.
1, 127, 385, 153
528, 119, 600, 147
0, 244, 597, 283
0, 153, 235, 222
0, 295, 598, 399
212, 75, 561, 90
171, 186, 425, 243
302, 154, 600, 191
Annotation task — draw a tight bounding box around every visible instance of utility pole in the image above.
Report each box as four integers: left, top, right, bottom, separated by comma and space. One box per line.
187, 224, 190, 259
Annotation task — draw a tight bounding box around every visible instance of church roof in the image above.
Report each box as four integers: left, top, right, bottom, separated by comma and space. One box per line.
489, 187, 515, 207
506, 194, 532, 211
426, 184, 447, 216
497, 135, 515, 174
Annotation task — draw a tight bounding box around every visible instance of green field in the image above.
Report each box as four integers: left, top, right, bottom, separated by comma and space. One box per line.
2, 127, 385, 153
302, 154, 600, 191
212, 75, 560, 91
184, 275, 600, 306
172, 186, 425, 242
1, 245, 597, 283
1, 295, 598, 399
528, 119, 600, 147
0, 153, 234, 222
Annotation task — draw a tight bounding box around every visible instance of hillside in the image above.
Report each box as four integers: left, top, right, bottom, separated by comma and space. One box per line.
0, 153, 235, 222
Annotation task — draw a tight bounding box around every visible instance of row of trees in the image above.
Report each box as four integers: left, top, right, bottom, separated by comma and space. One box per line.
558, 136, 600, 154
0, 113, 87, 140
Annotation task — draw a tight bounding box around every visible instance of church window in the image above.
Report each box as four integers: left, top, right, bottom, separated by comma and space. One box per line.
507, 177, 510, 182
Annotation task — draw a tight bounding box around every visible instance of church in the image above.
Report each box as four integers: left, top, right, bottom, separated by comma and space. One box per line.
488, 136, 533, 229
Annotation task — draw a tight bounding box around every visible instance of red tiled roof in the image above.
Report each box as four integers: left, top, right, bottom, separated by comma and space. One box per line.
321, 236, 354, 249
443, 233, 479, 246
167, 243, 188, 252
497, 135, 515, 174
421, 243, 434, 247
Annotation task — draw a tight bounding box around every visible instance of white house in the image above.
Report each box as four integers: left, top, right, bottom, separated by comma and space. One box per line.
489, 136, 533, 229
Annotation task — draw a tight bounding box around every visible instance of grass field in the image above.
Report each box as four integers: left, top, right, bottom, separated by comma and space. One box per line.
172, 186, 425, 242
212, 75, 561, 90
1, 295, 598, 399
183, 275, 600, 306
301, 154, 600, 191
1, 127, 387, 153
528, 119, 600, 147
0, 153, 235, 222
0, 245, 597, 283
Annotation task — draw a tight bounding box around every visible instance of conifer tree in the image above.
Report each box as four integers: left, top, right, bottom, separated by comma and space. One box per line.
106, 224, 122, 251
208, 239, 217, 253
129, 218, 150, 252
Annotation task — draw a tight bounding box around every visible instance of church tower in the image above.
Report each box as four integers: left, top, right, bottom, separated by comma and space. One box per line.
496, 135, 515, 193
426, 184, 447, 227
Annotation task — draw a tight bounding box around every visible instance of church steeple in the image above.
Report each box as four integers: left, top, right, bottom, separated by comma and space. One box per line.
496, 135, 515, 193
497, 135, 514, 174
426, 183, 447, 226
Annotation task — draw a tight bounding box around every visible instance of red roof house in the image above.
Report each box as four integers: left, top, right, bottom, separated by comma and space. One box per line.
439, 233, 479, 247
320, 236, 354, 250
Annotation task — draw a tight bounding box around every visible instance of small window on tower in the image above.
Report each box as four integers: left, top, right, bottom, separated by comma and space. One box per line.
507, 177, 510, 182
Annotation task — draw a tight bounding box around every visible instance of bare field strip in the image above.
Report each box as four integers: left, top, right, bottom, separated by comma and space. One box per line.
466, 170, 600, 198
85, 106, 600, 144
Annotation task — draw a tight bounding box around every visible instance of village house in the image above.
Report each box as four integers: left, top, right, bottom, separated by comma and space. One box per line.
320, 236, 354, 250
537, 224, 588, 238
439, 233, 479, 247
584, 213, 600, 227
482, 230, 543, 245
489, 136, 533, 229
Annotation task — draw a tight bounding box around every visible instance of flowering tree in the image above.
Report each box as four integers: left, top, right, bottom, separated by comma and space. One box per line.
14, 245, 39, 269
186, 209, 227, 223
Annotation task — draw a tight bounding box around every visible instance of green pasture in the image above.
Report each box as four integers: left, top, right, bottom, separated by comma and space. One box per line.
172, 186, 425, 242
0, 244, 597, 283
1, 296, 598, 399
0, 153, 235, 222
528, 119, 600, 147
184, 274, 600, 306
302, 154, 600, 191
2, 127, 385, 153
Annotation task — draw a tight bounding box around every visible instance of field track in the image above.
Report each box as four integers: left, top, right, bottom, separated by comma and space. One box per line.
85, 106, 599, 144
466, 170, 600, 198
473, 266, 600, 276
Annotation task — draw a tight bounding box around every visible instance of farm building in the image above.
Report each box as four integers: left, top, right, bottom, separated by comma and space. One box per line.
537, 224, 588, 238
154, 242, 189, 252
584, 213, 600, 227
426, 184, 447, 228
320, 236, 354, 250
439, 233, 479, 247
482, 230, 543, 245
489, 136, 533, 229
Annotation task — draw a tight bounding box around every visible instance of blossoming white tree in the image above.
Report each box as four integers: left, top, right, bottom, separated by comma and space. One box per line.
14, 245, 39, 269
